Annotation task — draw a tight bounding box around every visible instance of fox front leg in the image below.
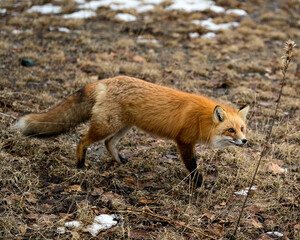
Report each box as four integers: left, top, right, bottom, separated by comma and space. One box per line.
177, 141, 203, 188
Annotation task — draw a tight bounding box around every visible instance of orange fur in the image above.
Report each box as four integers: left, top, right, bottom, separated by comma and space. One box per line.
16, 76, 249, 187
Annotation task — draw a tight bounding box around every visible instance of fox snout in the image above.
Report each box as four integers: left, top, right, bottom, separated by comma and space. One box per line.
230, 138, 247, 146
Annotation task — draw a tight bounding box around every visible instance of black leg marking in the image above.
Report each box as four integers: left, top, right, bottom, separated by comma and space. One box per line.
119, 154, 128, 164
77, 148, 87, 168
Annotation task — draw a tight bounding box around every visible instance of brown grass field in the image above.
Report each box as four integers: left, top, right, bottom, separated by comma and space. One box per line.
0, 0, 299, 239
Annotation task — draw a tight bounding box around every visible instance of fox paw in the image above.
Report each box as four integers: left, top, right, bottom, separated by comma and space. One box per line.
190, 171, 203, 188
119, 154, 128, 164
77, 160, 85, 168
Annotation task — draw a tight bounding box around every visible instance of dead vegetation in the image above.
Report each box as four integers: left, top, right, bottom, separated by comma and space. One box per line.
0, 0, 299, 239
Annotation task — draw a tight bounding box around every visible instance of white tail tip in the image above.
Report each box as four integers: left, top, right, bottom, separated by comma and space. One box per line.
14, 116, 28, 131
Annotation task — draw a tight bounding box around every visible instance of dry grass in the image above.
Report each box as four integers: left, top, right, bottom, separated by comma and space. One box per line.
0, 0, 299, 239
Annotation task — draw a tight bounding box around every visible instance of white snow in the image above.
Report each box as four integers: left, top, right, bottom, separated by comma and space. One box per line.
75, 0, 228, 14
167, 0, 225, 13
137, 36, 159, 44
56, 227, 66, 234
74, 0, 86, 4
65, 221, 82, 228
201, 32, 216, 39
12, 29, 22, 35
57, 214, 120, 237
226, 9, 247, 16
27, 4, 62, 14
25, 1, 248, 20
193, 18, 239, 31
78, 0, 105, 10
62, 10, 96, 19
85, 214, 118, 236
143, 0, 164, 4
115, 13, 137, 22
136, 5, 155, 13
189, 32, 200, 38
266, 231, 284, 237
0, 8, 6, 14
58, 27, 71, 33
234, 186, 257, 196
210, 5, 225, 13
110, 1, 141, 11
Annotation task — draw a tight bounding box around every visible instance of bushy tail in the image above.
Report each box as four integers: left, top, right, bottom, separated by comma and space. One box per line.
15, 86, 95, 137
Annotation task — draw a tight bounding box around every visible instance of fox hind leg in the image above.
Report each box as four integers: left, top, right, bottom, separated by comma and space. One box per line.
104, 126, 130, 164
76, 122, 125, 168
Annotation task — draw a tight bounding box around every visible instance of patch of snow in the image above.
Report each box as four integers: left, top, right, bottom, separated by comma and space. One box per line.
110, 1, 140, 11
12, 29, 22, 34
209, 5, 225, 13
65, 221, 82, 228
0, 8, 7, 14
85, 214, 118, 236
58, 27, 71, 33
56, 227, 66, 234
94, 214, 118, 227
143, 0, 164, 4
115, 13, 137, 22
86, 223, 104, 237
136, 5, 155, 13
62, 10, 96, 19
72, 0, 248, 15
166, 0, 225, 13
193, 18, 239, 31
189, 32, 200, 38
266, 231, 284, 237
57, 214, 120, 237
27, 4, 62, 14
137, 36, 159, 44
201, 32, 216, 39
74, 0, 86, 4
234, 186, 257, 196
226, 9, 247, 16
78, 0, 105, 10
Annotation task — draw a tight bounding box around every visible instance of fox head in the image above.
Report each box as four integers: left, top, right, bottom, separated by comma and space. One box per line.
211, 105, 250, 148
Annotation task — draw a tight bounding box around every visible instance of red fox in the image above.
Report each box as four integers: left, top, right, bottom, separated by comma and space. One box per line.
15, 76, 249, 187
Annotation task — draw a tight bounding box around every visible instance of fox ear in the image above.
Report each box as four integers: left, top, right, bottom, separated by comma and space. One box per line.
213, 105, 226, 124
238, 104, 250, 120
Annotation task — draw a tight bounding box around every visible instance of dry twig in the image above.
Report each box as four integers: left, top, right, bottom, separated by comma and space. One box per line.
232, 40, 296, 238
0, 112, 16, 119
124, 207, 218, 240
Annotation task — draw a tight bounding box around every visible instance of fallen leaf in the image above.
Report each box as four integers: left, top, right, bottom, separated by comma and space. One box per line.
19, 224, 27, 234
65, 185, 82, 192
25, 213, 40, 220
209, 223, 225, 237
26, 194, 38, 204
245, 205, 264, 214
130, 229, 152, 239
201, 209, 216, 221
251, 217, 263, 228
39, 214, 59, 224
257, 234, 273, 240
71, 231, 81, 240
219, 201, 226, 206
91, 187, 104, 196
133, 55, 146, 63
265, 163, 286, 174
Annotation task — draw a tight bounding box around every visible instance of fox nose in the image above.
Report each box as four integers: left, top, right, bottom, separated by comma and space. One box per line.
242, 139, 247, 144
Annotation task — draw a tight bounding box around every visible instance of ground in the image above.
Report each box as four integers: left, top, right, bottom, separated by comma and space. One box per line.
0, 0, 299, 239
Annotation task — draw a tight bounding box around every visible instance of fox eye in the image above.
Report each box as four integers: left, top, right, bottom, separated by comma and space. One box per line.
228, 128, 235, 133
241, 127, 244, 132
